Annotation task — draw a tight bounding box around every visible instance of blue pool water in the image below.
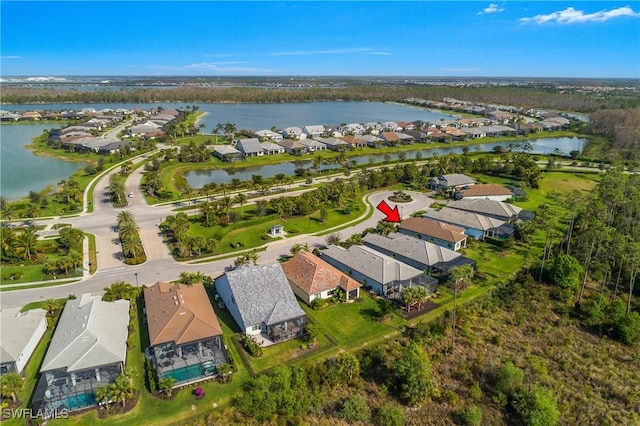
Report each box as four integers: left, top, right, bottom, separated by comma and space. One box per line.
163, 365, 203, 382
64, 393, 96, 410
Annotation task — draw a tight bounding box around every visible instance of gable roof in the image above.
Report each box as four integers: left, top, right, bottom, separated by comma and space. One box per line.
282, 251, 361, 296
0, 308, 46, 364
235, 138, 263, 154
362, 233, 461, 267
213, 145, 241, 155
277, 140, 306, 150
448, 199, 522, 220
320, 244, 423, 284
219, 263, 306, 327
40, 294, 129, 372
143, 282, 223, 347
398, 217, 467, 243
261, 141, 284, 151
457, 184, 514, 198
432, 173, 476, 187
422, 207, 505, 231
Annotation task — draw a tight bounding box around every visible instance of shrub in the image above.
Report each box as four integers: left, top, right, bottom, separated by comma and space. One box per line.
457, 405, 483, 426
240, 335, 263, 357
310, 298, 326, 310
338, 395, 370, 424
287, 228, 299, 234
375, 403, 405, 426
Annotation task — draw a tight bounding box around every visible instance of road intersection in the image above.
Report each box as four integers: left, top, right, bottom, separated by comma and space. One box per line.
1, 153, 434, 309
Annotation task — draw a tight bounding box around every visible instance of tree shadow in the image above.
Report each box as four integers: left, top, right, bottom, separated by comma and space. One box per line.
360, 307, 383, 321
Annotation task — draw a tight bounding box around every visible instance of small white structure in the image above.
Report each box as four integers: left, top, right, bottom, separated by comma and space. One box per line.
0, 308, 47, 374
269, 224, 285, 236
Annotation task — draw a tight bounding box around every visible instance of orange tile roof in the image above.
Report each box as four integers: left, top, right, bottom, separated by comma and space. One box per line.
399, 217, 467, 243
458, 184, 513, 197
338, 135, 365, 145
143, 282, 222, 346
282, 252, 361, 296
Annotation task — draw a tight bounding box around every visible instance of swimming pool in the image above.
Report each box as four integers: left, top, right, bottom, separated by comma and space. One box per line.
64, 392, 96, 410
162, 364, 203, 383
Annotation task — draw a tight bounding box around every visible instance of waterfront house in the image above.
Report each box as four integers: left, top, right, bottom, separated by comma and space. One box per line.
454, 184, 514, 201
422, 207, 510, 240
255, 129, 283, 142
429, 173, 476, 192
299, 138, 327, 152
360, 134, 384, 148
343, 123, 365, 135
283, 127, 303, 139
213, 145, 242, 162
302, 125, 325, 138
143, 282, 228, 387
31, 294, 129, 414
315, 137, 349, 151
320, 244, 438, 302
404, 130, 429, 142
234, 138, 264, 157
338, 135, 367, 148
398, 217, 468, 251
0, 308, 47, 375
362, 233, 475, 276
460, 127, 487, 139
214, 263, 307, 344
281, 251, 361, 305
277, 140, 308, 155
261, 141, 285, 155
379, 132, 402, 146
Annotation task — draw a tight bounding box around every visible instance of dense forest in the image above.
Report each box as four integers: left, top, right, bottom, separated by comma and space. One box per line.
2, 84, 639, 112
588, 108, 640, 161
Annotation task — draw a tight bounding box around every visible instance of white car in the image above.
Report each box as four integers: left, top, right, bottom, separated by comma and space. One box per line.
128, 192, 134, 198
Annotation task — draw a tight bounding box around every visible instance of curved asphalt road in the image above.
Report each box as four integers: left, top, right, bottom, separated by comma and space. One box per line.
0, 153, 433, 309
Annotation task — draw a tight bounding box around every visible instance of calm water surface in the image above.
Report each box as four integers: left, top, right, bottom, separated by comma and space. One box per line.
184, 137, 587, 188
1, 124, 85, 201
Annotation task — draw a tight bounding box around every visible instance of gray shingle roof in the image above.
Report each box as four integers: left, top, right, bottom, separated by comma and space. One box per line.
40, 294, 129, 372
447, 199, 522, 220
235, 138, 263, 154
422, 207, 505, 231
432, 173, 476, 188
221, 263, 306, 327
321, 244, 423, 284
362, 233, 461, 267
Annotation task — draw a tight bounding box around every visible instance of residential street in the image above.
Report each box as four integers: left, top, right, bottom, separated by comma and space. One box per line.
0, 152, 433, 309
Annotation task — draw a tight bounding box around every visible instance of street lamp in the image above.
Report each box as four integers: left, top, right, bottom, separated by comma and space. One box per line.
134, 272, 139, 288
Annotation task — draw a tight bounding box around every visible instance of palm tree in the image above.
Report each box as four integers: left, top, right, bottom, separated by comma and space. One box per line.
42, 298, 61, 316
94, 385, 112, 410
121, 237, 145, 259
0, 372, 24, 403
234, 194, 247, 219
116, 211, 136, 229
159, 377, 176, 397
220, 196, 233, 221
118, 222, 140, 243
16, 227, 38, 260
1, 204, 16, 223
103, 281, 135, 302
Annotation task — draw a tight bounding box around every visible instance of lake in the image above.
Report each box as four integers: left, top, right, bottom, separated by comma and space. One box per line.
184, 137, 587, 188
0, 101, 455, 200
0, 124, 85, 201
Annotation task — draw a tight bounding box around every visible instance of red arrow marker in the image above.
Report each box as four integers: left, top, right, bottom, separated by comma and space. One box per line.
377, 200, 401, 222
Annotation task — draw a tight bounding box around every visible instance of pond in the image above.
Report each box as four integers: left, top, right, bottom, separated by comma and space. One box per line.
184, 137, 586, 188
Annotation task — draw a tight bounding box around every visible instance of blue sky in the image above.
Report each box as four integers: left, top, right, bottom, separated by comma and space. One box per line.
1, 1, 639, 78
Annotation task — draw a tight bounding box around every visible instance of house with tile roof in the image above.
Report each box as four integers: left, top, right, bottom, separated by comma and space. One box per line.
422, 207, 511, 240
454, 184, 513, 201
234, 138, 264, 157
281, 251, 361, 305
214, 263, 307, 343
447, 199, 522, 222
143, 282, 228, 387
0, 308, 47, 375
338, 135, 367, 148
398, 217, 468, 251
320, 244, 438, 302
299, 138, 327, 152
362, 233, 475, 276
314, 137, 349, 151
31, 294, 129, 414
359, 134, 384, 148
277, 140, 308, 155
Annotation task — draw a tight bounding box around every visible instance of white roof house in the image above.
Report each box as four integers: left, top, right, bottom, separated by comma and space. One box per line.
0, 308, 47, 374
255, 129, 283, 142
40, 294, 130, 373
302, 125, 325, 138
283, 127, 303, 139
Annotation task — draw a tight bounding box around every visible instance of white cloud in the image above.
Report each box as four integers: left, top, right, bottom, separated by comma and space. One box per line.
268, 48, 388, 56
520, 6, 640, 24
149, 62, 278, 73
479, 3, 504, 14
1, 55, 22, 59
